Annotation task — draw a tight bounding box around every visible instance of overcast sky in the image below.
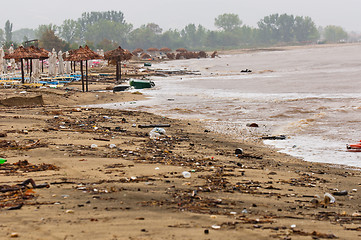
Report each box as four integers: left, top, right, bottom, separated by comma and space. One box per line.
2, 0, 360, 32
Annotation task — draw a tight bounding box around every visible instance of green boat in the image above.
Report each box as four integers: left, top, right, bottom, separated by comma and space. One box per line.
129, 79, 155, 89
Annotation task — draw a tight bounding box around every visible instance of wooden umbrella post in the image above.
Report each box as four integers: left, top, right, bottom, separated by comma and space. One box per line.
80, 60, 84, 92
30, 59, 33, 79
115, 60, 119, 81
86, 60, 88, 92
119, 60, 122, 81
20, 59, 25, 84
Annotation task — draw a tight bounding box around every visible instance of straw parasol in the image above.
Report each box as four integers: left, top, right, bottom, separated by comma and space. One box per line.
159, 47, 172, 53
66, 46, 102, 92
104, 46, 132, 82
147, 47, 159, 52
132, 48, 143, 56
147, 47, 159, 57
24, 46, 49, 73
176, 48, 188, 53
4, 46, 39, 83
140, 52, 151, 59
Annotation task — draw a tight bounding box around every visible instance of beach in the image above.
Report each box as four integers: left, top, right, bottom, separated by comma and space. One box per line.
0, 44, 361, 239
111, 43, 361, 168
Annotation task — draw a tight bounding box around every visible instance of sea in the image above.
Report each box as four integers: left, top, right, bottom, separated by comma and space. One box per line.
96, 44, 361, 169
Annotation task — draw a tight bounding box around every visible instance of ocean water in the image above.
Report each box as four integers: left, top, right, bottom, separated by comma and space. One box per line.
97, 44, 361, 168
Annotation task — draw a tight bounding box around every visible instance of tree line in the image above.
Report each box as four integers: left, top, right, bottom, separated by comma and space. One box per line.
0, 11, 352, 52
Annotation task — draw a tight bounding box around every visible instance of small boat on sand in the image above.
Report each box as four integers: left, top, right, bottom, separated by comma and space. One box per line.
129, 79, 155, 89
346, 141, 361, 152
113, 85, 130, 92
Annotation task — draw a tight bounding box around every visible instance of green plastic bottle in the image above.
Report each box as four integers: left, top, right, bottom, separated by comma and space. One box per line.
0, 158, 7, 164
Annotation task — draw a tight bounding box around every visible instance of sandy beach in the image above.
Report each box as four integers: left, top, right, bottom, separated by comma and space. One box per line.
0, 46, 361, 240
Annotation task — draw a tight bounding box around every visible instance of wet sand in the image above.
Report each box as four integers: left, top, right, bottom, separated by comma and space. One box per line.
0, 51, 361, 239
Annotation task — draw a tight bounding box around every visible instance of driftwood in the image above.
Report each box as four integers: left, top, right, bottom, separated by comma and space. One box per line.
0, 179, 49, 193
138, 124, 171, 129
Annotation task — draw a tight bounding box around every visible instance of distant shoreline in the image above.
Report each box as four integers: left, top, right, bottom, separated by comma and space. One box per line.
217, 42, 361, 55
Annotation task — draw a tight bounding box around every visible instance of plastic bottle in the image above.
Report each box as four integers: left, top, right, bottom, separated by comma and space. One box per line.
0, 158, 7, 164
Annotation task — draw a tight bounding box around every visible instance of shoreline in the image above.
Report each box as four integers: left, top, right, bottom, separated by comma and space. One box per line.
217, 42, 361, 56
0, 84, 360, 239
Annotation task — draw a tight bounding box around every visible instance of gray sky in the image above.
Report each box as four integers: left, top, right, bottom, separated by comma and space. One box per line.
2, 0, 361, 32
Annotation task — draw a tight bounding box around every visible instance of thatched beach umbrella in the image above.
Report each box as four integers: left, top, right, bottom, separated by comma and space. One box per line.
65, 46, 102, 92
25, 46, 43, 79
25, 46, 50, 73
22, 46, 46, 79
159, 47, 172, 53
104, 46, 133, 82
132, 48, 143, 56
4, 46, 39, 84
147, 47, 159, 52
147, 47, 159, 57
176, 48, 188, 53
140, 52, 151, 59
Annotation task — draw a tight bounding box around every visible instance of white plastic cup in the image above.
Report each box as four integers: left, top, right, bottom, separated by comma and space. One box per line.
182, 171, 191, 178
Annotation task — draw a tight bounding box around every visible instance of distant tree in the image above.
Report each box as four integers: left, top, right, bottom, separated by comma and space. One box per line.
0, 29, 4, 43
39, 27, 69, 51
146, 23, 163, 35
4, 20, 13, 44
277, 14, 295, 42
214, 13, 242, 32
258, 13, 319, 44
181, 24, 197, 48
205, 31, 221, 48
158, 29, 183, 50
59, 19, 79, 43
77, 11, 128, 44
323, 25, 348, 42
294, 16, 319, 42
128, 25, 158, 49
84, 20, 132, 46
12, 28, 36, 44
36, 24, 58, 39
257, 14, 281, 44
96, 38, 118, 51
85, 41, 95, 50
194, 25, 208, 49
22, 36, 29, 44
238, 25, 257, 47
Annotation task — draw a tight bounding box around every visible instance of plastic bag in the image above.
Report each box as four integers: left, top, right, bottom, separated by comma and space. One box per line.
149, 128, 166, 139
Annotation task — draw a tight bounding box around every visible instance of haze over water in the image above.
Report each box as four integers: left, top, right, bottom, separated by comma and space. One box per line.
102, 44, 361, 168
